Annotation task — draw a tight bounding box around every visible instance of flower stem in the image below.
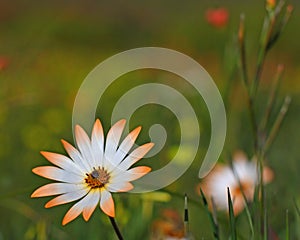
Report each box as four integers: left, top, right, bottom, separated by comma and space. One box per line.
260, 64, 284, 131
238, 13, 258, 151
184, 194, 189, 238
264, 96, 291, 153
109, 216, 124, 240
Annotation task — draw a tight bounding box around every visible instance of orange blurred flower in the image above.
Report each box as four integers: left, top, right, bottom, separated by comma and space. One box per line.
151, 209, 185, 240
197, 151, 274, 215
31, 119, 154, 225
266, 0, 276, 10
205, 7, 229, 28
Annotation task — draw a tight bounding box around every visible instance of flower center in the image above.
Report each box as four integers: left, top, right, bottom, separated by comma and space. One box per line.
85, 167, 110, 189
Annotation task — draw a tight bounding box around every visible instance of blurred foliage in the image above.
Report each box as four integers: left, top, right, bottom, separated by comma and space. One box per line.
0, 0, 300, 239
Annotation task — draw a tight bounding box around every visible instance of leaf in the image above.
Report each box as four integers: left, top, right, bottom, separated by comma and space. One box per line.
199, 188, 219, 240
227, 188, 237, 240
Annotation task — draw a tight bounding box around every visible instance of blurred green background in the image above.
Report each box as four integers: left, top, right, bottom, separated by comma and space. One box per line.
1, 0, 300, 239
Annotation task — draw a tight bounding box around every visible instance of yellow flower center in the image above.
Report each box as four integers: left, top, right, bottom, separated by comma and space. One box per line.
85, 167, 110, 189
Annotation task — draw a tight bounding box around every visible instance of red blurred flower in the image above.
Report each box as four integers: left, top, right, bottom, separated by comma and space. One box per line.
205, 7, 229, 28
0, 56, 9, 70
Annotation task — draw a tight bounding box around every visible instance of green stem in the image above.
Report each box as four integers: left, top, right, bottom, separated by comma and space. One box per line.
249, 97, 258, 151
286, 210, 290, 240
264, 96, 291, 153
294, 198, 300, 217
237, 13, 258, 151
251, 15, 269, 97
238, 13, 249, 88
184, 194, 189, 238
260, 64, 284, 131
230, 161, 254, 239
264, 208, 268, 240
200, 189, 220, 240
256, 150, 266, 239
227, 188, 237, 240
109, 216, 124, 240
266, 1, 292, 52
236, 2, 292, 239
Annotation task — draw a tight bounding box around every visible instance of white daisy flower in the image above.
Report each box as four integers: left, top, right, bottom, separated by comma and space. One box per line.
198, 151, 274, 215
31, 119, 154, 225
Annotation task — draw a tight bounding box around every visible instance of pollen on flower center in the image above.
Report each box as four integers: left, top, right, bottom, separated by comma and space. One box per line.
85, 167, 110, 189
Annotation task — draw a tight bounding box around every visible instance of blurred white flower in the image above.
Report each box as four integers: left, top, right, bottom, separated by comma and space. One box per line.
198, 151, 274, 215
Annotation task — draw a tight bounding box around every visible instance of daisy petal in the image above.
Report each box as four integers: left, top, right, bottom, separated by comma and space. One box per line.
113, 166, 151, 182
62, 199, 85, 225
61, 139, 90, 172
91, 119, 104, 166
45, 188, 88, 208
100, 189, 115, 217
75, 125, 95, 168
105, 119, 126, 164
118, 143, 154, 170
40, 151, 84, 175
32, 166, 83, 183
113, 126, 141, 166
82, 190, 100, 221
31, 182, 85, 197
106, 181, 133, 192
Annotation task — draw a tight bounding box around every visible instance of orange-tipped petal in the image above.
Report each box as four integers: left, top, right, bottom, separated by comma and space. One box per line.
105, 119, 126, 159
91, 119, 104, 150
91, 119, 105, 166
62, 191, 99, 225
45, 188, 87, 208
82, 191, 100, 221
75, 124, 95, 168
107, 181, 134, 193
32, 166, 83, 183
61, 139, 90, 172
127, 166, 151, 182
119, 142, 154, 170
31, 183, 84, 198
100, 189, 115, 217
113, 166, 151, 183
62, 203, 83, 225
114, 126, 142, 165
40, 151, 83, 175
128, 165, 151, 176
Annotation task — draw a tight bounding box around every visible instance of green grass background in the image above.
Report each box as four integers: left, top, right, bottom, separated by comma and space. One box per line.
0, 0, 300, 239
